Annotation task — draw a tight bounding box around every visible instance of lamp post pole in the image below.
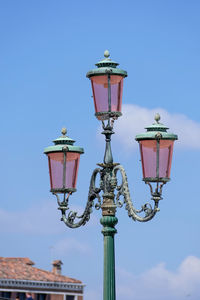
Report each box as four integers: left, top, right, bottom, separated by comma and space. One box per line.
101, 126, 117, 300
101, 215, 117, 300
44, 51, 178, 300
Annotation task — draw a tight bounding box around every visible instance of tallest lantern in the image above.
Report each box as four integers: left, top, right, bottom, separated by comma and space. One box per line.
86, 50, 127, 120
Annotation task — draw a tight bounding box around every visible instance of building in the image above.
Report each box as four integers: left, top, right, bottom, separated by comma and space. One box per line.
0, 257, 84, 300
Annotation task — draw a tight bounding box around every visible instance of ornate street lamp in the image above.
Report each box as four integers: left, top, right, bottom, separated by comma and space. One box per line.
135, 113, 177, 184
86, 49, 127, 121
44, 128, 84, 195
44, 51, 178, 300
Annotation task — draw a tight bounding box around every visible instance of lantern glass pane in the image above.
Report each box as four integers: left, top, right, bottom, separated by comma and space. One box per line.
139, 140, 174, 180
159, 140, 174, 178
48, 152, 80, 190
140, 140, 157, 178
48, 152, 64, 189
65, 152, 80, 188
91, 75, 124, 119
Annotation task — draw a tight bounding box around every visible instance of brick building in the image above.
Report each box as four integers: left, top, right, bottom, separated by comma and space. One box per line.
0, 257, 84, 300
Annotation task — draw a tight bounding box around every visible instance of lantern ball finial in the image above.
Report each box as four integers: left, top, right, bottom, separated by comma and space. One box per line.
154, 113, 161, 123
61, 127, 67, 136
104, 50, 110, 58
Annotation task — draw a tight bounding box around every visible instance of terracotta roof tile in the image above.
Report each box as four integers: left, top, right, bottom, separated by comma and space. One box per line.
0, 257, 81, 284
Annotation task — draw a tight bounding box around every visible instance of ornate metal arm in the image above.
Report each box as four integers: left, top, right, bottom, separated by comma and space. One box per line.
113, 165, 164, 222
54, 118, 166, 227
54, 168, 102, 228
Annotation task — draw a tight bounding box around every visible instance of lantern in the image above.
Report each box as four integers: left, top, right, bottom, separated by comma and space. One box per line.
44, 128, 84, 194
86, 50, 127, 120
135, 114, 178, 183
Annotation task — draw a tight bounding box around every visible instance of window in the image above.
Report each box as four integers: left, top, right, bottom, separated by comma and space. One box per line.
36, 294, 46, 300
66, 296, 75, 300
19, 293, 25, 300
0, 291, 11, 299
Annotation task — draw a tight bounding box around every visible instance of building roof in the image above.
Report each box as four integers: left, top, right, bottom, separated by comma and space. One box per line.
0, 257, 81, 284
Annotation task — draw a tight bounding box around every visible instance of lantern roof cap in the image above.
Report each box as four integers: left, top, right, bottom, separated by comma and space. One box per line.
53, 128, 75, 145
44, 128, 84, 154
145, 113, 169, 132
135, 113, 178, 141
95, 50, 119, 68
86, 50, 127, 78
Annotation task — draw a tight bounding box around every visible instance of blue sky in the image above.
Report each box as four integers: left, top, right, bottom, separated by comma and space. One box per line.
0, 0, 200, 299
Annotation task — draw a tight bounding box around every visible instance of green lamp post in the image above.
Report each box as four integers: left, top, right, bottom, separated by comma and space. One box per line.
44, 51, 178, 300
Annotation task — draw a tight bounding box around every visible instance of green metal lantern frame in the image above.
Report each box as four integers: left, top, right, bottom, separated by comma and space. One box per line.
86, 50, 127, 120
135, 114, 178, 183
44, 128, 84, 194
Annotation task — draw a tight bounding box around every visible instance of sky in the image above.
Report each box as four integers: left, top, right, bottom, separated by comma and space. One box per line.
0, 0, 200, 299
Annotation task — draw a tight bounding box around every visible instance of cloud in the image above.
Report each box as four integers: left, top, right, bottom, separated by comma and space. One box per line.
116, 256, 200, 300
0, 200, 98, 235
0, 200, 64, 235
110, 104, 200, 151
53, 237, 91, 256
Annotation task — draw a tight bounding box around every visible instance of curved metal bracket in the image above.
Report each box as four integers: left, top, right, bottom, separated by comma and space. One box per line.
54, 168, 102, 228
113, 165, 164, 222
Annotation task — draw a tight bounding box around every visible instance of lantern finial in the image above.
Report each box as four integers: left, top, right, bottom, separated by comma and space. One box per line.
104, 50, 110, 58
154, 113, 161, 123
61, 127, 67, 136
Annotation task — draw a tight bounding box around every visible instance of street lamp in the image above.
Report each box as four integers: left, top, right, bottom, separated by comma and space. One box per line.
44, 51, 178, 300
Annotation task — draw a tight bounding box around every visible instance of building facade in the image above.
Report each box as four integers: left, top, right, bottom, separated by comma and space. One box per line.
0, 258, 84, 300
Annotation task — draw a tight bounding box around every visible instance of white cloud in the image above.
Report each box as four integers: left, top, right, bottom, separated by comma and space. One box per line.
53, 237, 91, 256
116, 256, 200, 300
110, 104, 200, 151
0, 200, 98, 235
0, 200, 64, 235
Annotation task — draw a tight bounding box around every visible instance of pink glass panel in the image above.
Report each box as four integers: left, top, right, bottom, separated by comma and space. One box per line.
48, 152, 64, 189
159, 140, 174, 178
139, 140, 174, 179
65, 152, 80, 189
48, 152, 80, 190
140, 140, 157, 178
91, 75, 124, 119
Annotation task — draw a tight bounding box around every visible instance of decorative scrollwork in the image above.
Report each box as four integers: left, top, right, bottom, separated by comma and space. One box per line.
112, 165, 163, 222
54, 162, 165, 227
55, 168, 102, 228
